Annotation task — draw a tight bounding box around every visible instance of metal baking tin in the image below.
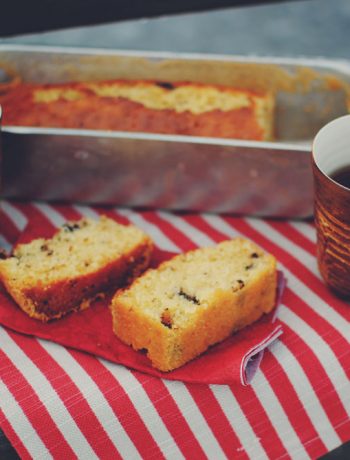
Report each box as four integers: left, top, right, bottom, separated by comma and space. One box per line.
1, 45, 350, 218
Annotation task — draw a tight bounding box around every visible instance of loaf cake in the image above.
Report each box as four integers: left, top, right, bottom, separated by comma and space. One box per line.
111, 238, 277, 372
0, 79, 274, 141
0, 216, 153, 321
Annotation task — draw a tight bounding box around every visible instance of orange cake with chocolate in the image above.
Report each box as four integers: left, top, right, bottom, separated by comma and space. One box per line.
0, 79, 274, 140
111, 238, 277, 372
0, 216, 153, 322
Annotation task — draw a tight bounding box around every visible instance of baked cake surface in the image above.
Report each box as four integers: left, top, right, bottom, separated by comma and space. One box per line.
0, 216, 153, 321
0, 79, 274, 141
111, 238, 277, 371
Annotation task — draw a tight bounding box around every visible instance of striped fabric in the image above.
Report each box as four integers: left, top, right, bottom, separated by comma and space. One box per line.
0, 200, 349, 459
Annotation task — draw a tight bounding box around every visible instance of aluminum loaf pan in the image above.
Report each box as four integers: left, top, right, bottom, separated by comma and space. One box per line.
1, 45, 350, 218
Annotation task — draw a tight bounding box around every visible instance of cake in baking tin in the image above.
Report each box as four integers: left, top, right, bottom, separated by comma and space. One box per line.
0, 79, 274, 141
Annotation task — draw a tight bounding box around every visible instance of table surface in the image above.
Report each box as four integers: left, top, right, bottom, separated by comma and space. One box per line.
0, 200, 349, 459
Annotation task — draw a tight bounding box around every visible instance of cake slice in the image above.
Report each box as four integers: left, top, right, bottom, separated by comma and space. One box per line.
111, 238, 277, 372
0, 216, 153, 321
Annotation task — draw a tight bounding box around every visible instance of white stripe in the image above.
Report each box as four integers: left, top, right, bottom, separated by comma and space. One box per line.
0, 329, 98, 459
0, 200, 27, 230
289, 221, 317, 244
164, 380, 227, 460
201, 213, 242, 238
101, 360, 185, 460
210, 384, 269, 459
0, 234, 12, 253
279, 306, 350, 417
0, 377, 53, 460
33, 203, 66, 227
38, 340, 142, 460
269, 340, 341, 450
73, 204, 100, 220
251, 370, 310, 459
157, 211, 214, 247
246, 218, 319, 278
205, 214, 349, 343
116, 208, 180, 253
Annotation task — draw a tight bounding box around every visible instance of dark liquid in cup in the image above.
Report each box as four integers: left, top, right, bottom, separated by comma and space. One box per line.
330, 166, 350, 189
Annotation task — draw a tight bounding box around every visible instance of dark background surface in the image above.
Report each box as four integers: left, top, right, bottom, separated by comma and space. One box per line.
0, 0, 302, 37
0, 0, 350, 59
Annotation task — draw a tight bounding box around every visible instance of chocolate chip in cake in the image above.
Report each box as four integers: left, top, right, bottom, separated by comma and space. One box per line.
155, 81, 175, 90
251, 252, 259, 258
232, 279, 245, 291
160, 308, 173, 328
63, 222, 81, 232
41, 244, 53, 256
178, 288, 200, 305
245, 263, 254, 270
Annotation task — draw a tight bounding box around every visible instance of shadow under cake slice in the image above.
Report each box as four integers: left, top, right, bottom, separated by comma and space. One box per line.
0, 216, 153, 321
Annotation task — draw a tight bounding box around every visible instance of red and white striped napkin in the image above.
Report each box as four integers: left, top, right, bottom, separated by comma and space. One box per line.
1, 202, 350, 460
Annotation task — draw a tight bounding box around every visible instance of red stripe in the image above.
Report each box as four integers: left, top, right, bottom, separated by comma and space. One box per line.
8, 331, 121, 459
261, 354, 327, 459
50, 205, 82, 221
135, 373, 207, 459
40, 204, 133, 228
269, 221, 316, 256
187, 214, 234, 242
69, 350, 164, 459
112, 209, 142, 226
0, 349, 76, 459
56, 204, 131, 226
186, 385, 250, 459
278, 321, 350, 443
0, 209, 22, 244
10, 202, 57, 231
0, 407, 31, 460
94, 207, 131, 225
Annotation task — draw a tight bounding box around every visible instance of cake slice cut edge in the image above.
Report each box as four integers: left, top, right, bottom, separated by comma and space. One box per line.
0, 216, 153, 322
111, 238, 277, 372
